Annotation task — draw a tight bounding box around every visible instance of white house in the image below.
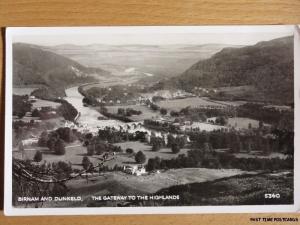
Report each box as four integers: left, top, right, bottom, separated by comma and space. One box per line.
123, 165, 146, 176
21, 138, 39, 147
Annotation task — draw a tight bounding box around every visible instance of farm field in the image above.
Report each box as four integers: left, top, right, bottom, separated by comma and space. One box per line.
106, 104, 161, 121
227, 117, 264, 129
233, 152, 289, 160
13, 87, 37, 95
205, 98, 246, 107
155, 171, 293, 206
31, 99, 61, 109
13, 142, 91, 170
81, 81, 122, 91
156, 97, 224, 111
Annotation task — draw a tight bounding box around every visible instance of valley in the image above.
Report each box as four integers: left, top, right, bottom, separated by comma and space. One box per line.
12, 35, 294, 208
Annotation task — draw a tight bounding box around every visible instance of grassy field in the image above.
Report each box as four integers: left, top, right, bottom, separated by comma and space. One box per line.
39, 168, 247, 207
13, 142, 91, 170
233, 152, 289, 160
181, 122, 226, 132
155, 171, 293, 206
31, 99, 61, 109
13, 141, 189, 170
206, 99, 246, 107
13, 87, 37, 95
113, 141, 190, 164
101, 168, 246, 194
156, 97, 224, 111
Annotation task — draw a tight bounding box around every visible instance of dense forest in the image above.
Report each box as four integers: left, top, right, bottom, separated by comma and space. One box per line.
172, 36, 293, 105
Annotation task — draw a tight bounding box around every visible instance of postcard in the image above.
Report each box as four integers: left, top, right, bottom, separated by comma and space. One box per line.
4, 25, 300, 215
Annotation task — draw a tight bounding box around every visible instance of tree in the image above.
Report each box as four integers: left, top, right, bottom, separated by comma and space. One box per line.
259, 120, 264, 129
54, 138, 65, 155
135, 151, 146, 164
198, 112, 207, 122
147, 157, 161, 171
17, 111, 26, 118
152, 142, 161, 152
18, 142, 24, 152
38, 131, 49, 147
230, 134, 241, 153
160, 108, 167, 115
263, 138, 271, 155
85, 133, 93, 140
176, 136, 186, 148
171, 144, 180, 154
87, 144, 95, 156
147, 158, 157, 171
33, 150, 43, 162
248, 123, 252, 129
13, 95, 32, 119
117, 108, 125, 115
216, 116, 227, 126
167, 134, 175, 147
47, 137, 57, 151
56, 127, 76, 143
170, 110, 180, 117
31, 108, 40, 117
203, 142, 211, 153
246, 141, 252, 153
82, 156, 91, 170
82, 97, 92, 105
57, 101, 78, 121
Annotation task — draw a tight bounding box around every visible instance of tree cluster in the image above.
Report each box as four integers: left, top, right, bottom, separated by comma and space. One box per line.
117, 108, 142, 117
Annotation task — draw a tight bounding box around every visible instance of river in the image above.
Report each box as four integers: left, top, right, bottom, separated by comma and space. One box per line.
64, 86, 126, 133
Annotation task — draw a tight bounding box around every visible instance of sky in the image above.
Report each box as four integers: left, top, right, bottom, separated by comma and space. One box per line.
10, 26, 294, 46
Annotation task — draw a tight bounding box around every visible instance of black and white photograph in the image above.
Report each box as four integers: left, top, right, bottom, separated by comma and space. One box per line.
4, 26, 300, 215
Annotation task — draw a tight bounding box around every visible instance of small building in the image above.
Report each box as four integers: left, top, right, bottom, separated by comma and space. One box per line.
123, 165, 146, 176
184, 121, 191, 126
29, 96, 36, 102
145, 133, 151, 144
21, 138, 39, 147
25, 112, 32, 117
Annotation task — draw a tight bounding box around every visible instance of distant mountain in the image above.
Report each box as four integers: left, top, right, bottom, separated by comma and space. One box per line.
173, 36, 294, 104
45, 43, 240, 82
13, 43, 108, 93
180, 43, 244, 51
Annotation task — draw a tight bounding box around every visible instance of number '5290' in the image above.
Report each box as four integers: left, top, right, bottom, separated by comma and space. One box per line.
265, 193, 280, 199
